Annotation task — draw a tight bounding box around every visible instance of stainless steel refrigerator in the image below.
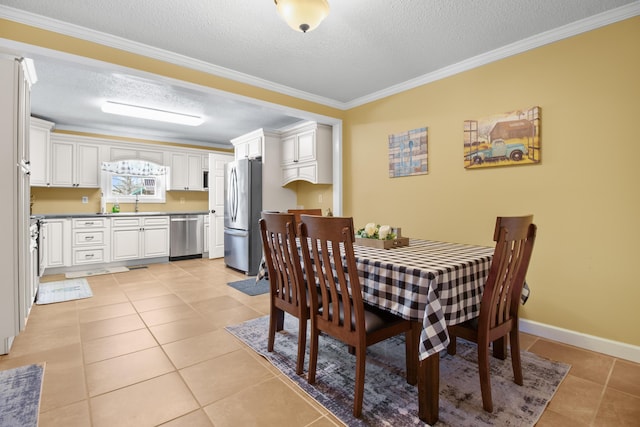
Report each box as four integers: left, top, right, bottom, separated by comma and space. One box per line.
224, 158, 262, 276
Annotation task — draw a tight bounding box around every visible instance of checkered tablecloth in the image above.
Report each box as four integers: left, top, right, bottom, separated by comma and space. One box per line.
352, 239, 496, 360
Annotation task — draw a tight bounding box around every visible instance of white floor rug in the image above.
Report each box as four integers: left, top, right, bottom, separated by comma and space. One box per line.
36, 278, 93, 304
65, 266, 129, 279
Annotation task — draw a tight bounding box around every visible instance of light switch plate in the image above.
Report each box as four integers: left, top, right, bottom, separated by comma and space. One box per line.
81, 196, 88, 204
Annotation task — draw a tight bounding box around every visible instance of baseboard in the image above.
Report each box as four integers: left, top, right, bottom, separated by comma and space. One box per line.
520, 319, 640, 363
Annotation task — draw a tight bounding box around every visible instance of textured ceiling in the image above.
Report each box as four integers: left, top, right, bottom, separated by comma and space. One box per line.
0, 0, 638, 147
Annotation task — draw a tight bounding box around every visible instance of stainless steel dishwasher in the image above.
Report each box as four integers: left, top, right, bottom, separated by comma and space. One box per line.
169, 214, 203, 261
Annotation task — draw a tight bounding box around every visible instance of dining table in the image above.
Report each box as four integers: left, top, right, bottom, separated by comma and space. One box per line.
351, 238, 496, 424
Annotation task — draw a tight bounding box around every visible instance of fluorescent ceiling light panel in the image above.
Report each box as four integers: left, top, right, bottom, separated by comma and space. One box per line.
101, 101, 204, 126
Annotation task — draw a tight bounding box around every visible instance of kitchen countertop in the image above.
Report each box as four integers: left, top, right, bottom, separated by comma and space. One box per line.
33, 211, 209, 219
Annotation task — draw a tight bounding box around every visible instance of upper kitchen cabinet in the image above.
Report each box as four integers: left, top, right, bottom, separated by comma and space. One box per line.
281, 122, 332, 185
29, 117, 55, 187
231, 128, 296, 211
232, 129, 263, 160
166, 151, 204, 191
50, 134, 101, 188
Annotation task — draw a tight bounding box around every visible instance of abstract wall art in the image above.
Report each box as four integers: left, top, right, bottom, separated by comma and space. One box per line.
388, 127, 428, 178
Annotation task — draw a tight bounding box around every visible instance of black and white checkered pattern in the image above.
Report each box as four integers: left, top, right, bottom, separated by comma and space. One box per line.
351, 239, 497, 360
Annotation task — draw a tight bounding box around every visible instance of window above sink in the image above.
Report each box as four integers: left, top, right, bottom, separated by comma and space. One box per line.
101, 160, 167, 203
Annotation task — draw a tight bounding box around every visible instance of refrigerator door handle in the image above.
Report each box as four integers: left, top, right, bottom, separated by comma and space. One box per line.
229, 166, 238, 222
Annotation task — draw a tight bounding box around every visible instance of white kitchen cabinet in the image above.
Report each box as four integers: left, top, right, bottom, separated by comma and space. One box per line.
71, 217, 110, 265
232, 130, 263, 160
231, 128, 296, 211
43, 218, 71, 269
111, 216, 170, 261
280, 121, 332, 185
167, 152, 203, 191
29, 117, 55, 187
50, 136, 101, 187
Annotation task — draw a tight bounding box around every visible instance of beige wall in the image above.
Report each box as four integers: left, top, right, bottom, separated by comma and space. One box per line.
343, 17, 640, 346
3, 16, 639, 347
292, 181, 333, 215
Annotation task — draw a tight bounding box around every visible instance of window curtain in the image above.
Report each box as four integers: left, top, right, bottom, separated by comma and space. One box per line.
101, 160, 166, 176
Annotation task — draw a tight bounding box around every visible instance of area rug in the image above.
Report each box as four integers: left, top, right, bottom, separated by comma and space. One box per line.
227, 278, 270, 296
0, 363, 45, 427
65, 266, 129, 279
36, 278, 93, 304
226, 315, 570, 427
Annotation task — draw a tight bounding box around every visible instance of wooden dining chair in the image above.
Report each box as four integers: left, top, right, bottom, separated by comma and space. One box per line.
298, 214, 417, 418
259, 212, 310, 375
447, 215, 537, 413
287, 209, 322, 233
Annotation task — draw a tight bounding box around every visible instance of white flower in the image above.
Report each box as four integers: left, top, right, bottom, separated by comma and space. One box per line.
378, 225, 391, 240
364, 222, 377, 236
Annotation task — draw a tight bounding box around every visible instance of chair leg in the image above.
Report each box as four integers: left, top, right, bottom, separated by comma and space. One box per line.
492, 336, 507, 360
447, 333, 457, 355
509, 328, 524, 385
353, 346, 366, 418
478, 343, 493, 413
295, 316, 307, 375
308, 326, 319, 384
267, 307, 283, 352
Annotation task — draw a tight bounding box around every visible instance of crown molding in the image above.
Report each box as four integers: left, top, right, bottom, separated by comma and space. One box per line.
345, 1, 640, 109
0, 5, 344, 110
1, 2, 639, 111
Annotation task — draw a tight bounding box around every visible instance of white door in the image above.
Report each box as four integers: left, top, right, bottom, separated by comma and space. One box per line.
208, 153, 233, 258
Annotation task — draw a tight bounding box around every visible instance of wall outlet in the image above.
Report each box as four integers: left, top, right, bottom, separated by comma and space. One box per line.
318, 193, 323, 203
180, 197, 186, 204
81, 196, 88, 204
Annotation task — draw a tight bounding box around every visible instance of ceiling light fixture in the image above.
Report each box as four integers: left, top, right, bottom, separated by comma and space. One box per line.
274, 0, 330, 33
101, 101, 204, 126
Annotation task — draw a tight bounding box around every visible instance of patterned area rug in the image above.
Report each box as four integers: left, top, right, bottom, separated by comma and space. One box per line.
227, 278, 269, 296
0, 363, 45, 427
226, 315, 570, 427
36, 278, 93, 304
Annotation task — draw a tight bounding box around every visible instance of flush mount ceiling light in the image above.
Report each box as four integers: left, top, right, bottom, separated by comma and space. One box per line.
101, 101, 204, 126
274, 0, 330, 33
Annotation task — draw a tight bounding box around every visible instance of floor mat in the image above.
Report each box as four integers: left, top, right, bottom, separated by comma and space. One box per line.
227, 278, 269, 296
0, 363, 45, 427
227, 315, 571, 427
65, 266, 129, 278
36, 278, 93, 304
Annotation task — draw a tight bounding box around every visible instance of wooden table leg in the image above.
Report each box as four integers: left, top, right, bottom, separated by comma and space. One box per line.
418, 352, 440, 425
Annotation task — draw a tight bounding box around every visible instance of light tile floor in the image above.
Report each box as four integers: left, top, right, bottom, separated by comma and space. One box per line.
0, 258, 638, 426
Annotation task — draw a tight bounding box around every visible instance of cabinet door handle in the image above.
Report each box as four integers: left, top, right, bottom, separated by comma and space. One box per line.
85, 236, 94, 240
85, 253, 94, 258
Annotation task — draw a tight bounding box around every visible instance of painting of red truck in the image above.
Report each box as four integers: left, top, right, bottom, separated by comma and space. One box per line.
464, 106, 540, 169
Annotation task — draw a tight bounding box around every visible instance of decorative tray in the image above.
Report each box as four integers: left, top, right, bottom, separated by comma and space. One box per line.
354, 237, 409, 249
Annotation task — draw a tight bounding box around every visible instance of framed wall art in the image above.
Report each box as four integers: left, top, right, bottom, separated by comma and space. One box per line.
464, 106, 541, 169
388, 126, 428, 178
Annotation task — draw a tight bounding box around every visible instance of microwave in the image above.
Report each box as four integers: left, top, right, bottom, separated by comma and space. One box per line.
203, 170, 209, 189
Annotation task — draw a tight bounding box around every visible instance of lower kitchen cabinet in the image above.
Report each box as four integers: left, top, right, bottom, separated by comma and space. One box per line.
72, 217, 110, 265
43, 218, 71, 269
111, 216, 170, 261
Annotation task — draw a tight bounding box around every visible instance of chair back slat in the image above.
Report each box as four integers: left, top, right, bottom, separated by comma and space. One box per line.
299, 215, 363, 335
482, 215, 537, 331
